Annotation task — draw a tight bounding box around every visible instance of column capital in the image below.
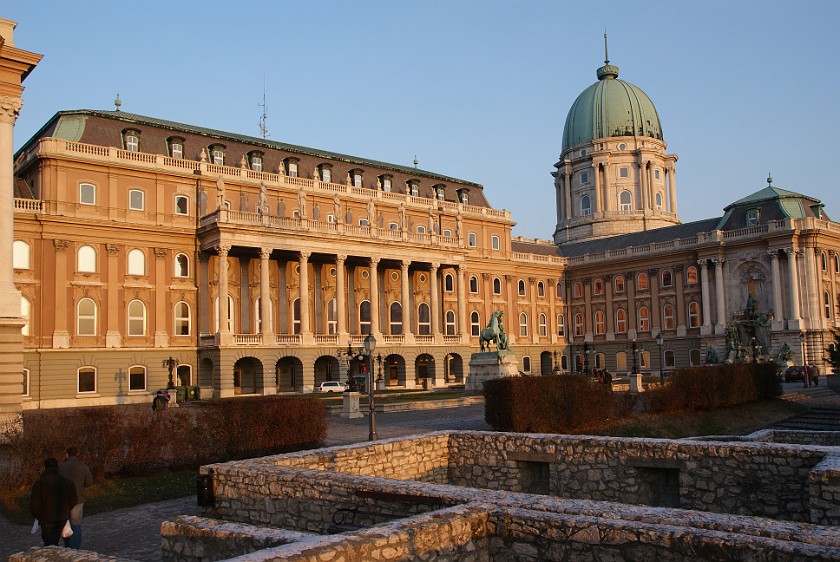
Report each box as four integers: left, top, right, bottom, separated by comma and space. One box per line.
53, 239, 69, 252
696, 259, 707, 268
401, 260, 411, 270
259, 248, 272, 260
216, 244, 231, 256
299, 250, 311, 260
0, 96, 23, 125
370, 256, 380, 267
601, 274, 611, 282
105, 243, 120, 256
767, 250, 779, 260
430, 262, 440, 271
528, 277, 537, 285
547, 277, 556, 285
784, 246, 799, 256
624, 271, 634, 279
505, 275, 514, 282
712, 258, 725, 266
154, 247, 168, 258
336, 254, 347, 264
483, 272, 492, 281
457, 264, 466, 274
647, 268, 658, 276
673, 265, 684, 272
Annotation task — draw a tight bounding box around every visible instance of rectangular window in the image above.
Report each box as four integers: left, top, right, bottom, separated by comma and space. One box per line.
251, 155, 262, 171
288, 161, 298, 177
353, 172, 362, 187
212, 149, 224, 166
79, 183, 96, 205
129, 189, 144, 211
322, 167, 331, 183
125, 134, 139, 152
22, 368, 29, 396
129, 366, 146, 391
78, 368, 96, 393
619, 167, 629, 178
655, 169, 661, 180
175, 195, 189, 215
382, 177, 392, 192
492, 235, 500, 250
170, 143, 183, 159
580, 172, 589, 184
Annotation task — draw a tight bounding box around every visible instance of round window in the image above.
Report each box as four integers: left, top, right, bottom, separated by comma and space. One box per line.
294, 265, 300, 274
391, 272, 399, 281
580, 149, 587, 157
361, 270, 370, 279
329, 267, 336, 277
419, 273, 427, 283
618, 143, 627, 151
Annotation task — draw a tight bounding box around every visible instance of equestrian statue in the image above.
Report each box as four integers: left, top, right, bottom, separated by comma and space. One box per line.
479, 311, 509, 352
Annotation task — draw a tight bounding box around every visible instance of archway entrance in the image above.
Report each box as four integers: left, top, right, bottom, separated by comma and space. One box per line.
276, 357, 303, 392
540, 351, 553, 376
383, 354, 405, 387
444, 353, 464, 383
314, 355, 341, 387
415, 354, 435, 387
233, 357, 262, 394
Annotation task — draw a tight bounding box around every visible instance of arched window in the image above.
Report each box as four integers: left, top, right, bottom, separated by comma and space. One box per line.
539, 313, 547, 336
663, 304, 675, 330
822, 252, 828, 272
359, 300, 371, 334
661, 270, 673, 287
518, 279, 526, 296
688, 301, 701, 328
619, 190, 632, 212
214, 296, 235, 333
615, 308, 627, 334
77, 367, 96, 394
835, 255, 840, 274
519, 312, 528, 337
389, 301, 402, 335
574, 313, 584, 336
686, 266, 698, 285
615, 352, 627, 370
537, 281, 545, 297
573, 282, 583, 298
638, 306, 650, 332
13, 241, 30, 269
255, 297, 274, 333
637, 272, 649, 290
174, 301, 191, 336
444, 273, 454, 292
79, 182, 96, 205
175, 253, 189, 277
175, 195, 190, 215
655, 192, 663, 210
580, 194, 592, 216
493, 277, 502, 295
556, 281, 563, 298
825, 291, 832, 319
557, 314, 566, 337
77, 245, 97, 273
469, 276, 479, 293
127, 299, 146, 336
127, 249, 145, 276
418, 303, 431, 335
522, 356, 531, 373
21, 296, 31, 336
468, 232, 477, 247
326, 298, 337, 335
614, 275, 625, 294
471, 311, 481, 336
593, 278, 604, 296
491, 235, 500, 250
594, 310, 605, 335
445, 310, 456, 335
128, 189, 145, 211
129, 365, 146, 391
77, 298, 97, 336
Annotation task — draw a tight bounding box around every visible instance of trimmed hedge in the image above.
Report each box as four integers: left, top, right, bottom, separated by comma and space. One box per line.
484, 375, 612, 433
0, 396, 326, 490
485, 363, 782, 433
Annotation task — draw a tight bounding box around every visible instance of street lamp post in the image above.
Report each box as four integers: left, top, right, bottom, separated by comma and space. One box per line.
162, 356, 179, 389
364, 334, 377, 441
630, 339, 641, 375
583, 342, 590, 376
655, 333, 664, 383
751, 337, 758, 362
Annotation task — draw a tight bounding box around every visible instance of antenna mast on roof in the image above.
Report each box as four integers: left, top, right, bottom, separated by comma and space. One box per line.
258, 77, 269, 139
604, 31, 609, 65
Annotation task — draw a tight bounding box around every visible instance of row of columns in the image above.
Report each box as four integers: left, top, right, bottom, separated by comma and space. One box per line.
215, 245, 469, 342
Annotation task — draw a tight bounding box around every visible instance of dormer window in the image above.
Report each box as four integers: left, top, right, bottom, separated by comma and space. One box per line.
457, 188, 469, 205
284, 158, 299, 177
746, 208, 760, 226
209, 144, 225, 166
349, 169, 363, 187
167, 137, 184, 159
379, 174, 393, 192
248, 151, 264, 172
433, 184, 446, 201
406, 180, 419, 197
123, 129, 140, 152
319, 164, 332, 183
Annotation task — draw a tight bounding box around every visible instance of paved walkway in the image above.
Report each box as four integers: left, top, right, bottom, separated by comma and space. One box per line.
3, 388, 836, 561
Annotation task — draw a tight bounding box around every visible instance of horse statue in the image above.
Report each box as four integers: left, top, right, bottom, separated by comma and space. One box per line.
480, 311, 509, 352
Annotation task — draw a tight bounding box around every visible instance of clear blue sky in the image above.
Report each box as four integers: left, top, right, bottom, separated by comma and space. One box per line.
6, 1, 839, 239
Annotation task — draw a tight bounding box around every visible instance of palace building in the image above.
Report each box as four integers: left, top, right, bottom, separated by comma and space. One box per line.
4, 26, 840, 412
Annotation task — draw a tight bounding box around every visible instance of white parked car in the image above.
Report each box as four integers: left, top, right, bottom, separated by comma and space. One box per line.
319, 380, 348, 393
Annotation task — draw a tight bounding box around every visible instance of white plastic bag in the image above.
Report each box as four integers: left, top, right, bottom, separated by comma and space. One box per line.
61, 520, 73, 538
31, 520, 39, 534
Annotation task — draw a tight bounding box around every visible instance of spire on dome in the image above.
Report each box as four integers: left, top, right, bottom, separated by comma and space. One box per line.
596, 33, 619, 80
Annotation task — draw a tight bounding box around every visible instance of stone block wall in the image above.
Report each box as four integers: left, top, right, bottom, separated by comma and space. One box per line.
811, 454, 840, 526
448, 432, 830, 521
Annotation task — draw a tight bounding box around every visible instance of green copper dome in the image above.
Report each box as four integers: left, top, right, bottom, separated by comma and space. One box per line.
562, 62, 663, 152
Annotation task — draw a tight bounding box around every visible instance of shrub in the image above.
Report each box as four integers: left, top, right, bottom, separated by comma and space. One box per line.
485, 375, 612, 433
0, 396, 326, 490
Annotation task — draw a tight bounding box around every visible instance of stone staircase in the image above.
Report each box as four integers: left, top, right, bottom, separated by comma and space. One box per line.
773, 385, 840, 431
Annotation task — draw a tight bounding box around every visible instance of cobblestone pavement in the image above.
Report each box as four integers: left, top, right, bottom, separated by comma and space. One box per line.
3, 389, 836, 562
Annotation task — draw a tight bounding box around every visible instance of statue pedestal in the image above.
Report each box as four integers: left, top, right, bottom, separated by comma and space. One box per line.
466, 350, 519, 393
340, 392, 363, 419
629, 373, 645, 393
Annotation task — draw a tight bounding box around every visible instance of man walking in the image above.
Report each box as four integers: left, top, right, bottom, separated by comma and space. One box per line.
59, 446, 94, 549
29, 457, 76, 546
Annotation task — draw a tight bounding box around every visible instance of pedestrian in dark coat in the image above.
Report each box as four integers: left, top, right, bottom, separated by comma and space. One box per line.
29, 457, 77, 546
59, 446, 94, 548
